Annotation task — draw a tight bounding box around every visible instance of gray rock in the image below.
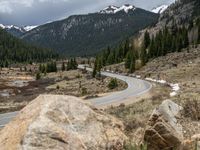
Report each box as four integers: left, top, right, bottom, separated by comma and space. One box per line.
144, 100, 183, 150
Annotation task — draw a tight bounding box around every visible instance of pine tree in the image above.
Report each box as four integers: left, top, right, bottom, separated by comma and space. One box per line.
96, 58, 102, 76
125, 51, 132, 69
144, 31, 150, 50
73, 58, 78, 69
198, 24, 200, 44
39, 64, 43, 73
141, 45, 148, 66
67, 60, 71, 71
92, 59, 97, 78
149, 37, 155, 58
54, 62, 57, 72
129, 59, 135, 73
125, 50, 136, 73
140, 31, 150, 66
36, 72, 41, 80
62, 62, 65, 71
107, 53, 114, 65
123, 39, 130, 57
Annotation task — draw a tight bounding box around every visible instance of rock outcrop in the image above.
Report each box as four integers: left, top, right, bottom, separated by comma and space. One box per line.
0, 95, 127, 150
144, 100, 184, 150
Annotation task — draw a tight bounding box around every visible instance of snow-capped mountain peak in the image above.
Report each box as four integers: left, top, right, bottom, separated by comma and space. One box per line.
0, 23, 38, 37
100, 5, 119, 14
152, 5, 169, 14
99, 4, 135, 14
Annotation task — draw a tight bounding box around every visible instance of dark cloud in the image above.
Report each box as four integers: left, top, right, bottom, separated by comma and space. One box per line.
0, 0, 175, 26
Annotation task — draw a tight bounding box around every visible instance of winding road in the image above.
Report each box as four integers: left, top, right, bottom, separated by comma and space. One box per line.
0, 65, 152, 128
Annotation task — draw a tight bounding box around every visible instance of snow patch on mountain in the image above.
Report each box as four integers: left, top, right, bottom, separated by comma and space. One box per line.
100, 4, 135, 14
0, 24, 38, 32
152, 5, 169, 14
24, 26, 38, 31
0, 24, 5, 29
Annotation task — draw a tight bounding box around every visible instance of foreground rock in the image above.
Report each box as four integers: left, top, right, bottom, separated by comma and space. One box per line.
0, 95, 127, 150
144, 100, 184, 150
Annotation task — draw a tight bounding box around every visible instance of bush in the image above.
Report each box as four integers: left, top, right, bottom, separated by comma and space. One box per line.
108, 78, 118, 89
76, 74, 82, 78
81, 87, 87, 96
36, 72, 41, 80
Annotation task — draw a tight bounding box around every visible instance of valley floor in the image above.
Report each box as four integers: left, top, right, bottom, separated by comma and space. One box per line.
0, 68, 126, 113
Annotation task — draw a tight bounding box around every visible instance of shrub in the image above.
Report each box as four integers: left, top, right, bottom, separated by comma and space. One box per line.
36, 72, 41, 80
81, 87, 87, 96
108, 78, 118, 90
183, 99, 200, 120
76, 74, 82, 78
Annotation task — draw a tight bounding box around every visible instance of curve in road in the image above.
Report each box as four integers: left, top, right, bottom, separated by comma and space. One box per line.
78, 65, 152, 107
0, 65, 152, 128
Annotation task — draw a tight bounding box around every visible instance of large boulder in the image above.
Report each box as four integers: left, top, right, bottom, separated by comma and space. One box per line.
144, 100, 184, 150
0, 95, 127, 150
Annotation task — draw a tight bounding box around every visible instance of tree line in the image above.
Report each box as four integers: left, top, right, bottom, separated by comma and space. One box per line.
39, 58, 78, 74
0, 28, 58, 67
93, 19, 200, 75
92, 39, 137, 77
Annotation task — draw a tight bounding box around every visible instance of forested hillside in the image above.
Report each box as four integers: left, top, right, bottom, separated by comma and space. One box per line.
0, 29, 58, 67
93, 18, 200, 74
21, 6, 159, 56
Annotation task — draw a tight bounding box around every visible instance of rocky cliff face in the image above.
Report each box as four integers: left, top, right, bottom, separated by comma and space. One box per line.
0, 95, 127, 150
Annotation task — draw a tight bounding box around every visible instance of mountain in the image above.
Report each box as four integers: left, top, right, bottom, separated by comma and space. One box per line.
0, 24, 38, 37
158, 0, 200, 28
151, 5, 169, 14
21, 4, 159, 56
142, 0, 200, 38
0, 28, 57, 66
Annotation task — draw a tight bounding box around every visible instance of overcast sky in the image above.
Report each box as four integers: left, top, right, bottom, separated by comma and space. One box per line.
0, 0, 175, 26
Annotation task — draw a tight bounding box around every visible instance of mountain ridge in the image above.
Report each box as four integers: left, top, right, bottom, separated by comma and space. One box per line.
0, 24, 38, 37
99, 4, 136, 14
21, 5, 159, 56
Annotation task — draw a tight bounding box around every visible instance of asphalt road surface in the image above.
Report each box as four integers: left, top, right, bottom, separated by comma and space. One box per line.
0, 65, 152, 128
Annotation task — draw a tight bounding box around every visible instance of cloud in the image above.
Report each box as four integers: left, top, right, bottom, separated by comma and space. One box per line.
38, 0, 69, 3
0, 0, 34, 14
0, 1, 13, 14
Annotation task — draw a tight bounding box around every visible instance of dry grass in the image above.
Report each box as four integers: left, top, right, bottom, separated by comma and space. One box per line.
106, 45, 200, 143
0, 68, 127, 113
183, 99, 200, 121
46, 70, 127, 97
106, 83, 170, 142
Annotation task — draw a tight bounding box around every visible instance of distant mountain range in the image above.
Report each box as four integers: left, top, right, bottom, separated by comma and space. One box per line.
19, 4, 158, 56
0, 24, 37, 37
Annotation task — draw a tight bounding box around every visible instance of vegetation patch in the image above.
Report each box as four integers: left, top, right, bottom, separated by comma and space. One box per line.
108, 78, 118, 90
